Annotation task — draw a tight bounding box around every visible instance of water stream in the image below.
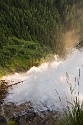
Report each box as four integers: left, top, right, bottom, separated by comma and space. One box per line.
1, 48, 83, 111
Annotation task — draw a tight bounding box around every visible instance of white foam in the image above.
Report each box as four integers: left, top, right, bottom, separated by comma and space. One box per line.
2, 49, 83, 111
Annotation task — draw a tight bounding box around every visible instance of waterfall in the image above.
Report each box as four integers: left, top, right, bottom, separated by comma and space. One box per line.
2, 48, 83, 111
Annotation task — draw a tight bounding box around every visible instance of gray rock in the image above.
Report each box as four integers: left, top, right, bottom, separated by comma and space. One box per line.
0, 116, 7, 125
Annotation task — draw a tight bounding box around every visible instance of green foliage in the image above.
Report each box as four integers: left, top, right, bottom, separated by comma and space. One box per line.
0, 0, 83, 75
58, 72, 83, 125
0, 36, 52, 75
58, 98, 83, 125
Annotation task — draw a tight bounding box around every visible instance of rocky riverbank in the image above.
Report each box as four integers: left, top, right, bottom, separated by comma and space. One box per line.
0, 101, 60, 125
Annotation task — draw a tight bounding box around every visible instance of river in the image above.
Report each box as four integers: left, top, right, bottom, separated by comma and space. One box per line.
1, 47, 83, 112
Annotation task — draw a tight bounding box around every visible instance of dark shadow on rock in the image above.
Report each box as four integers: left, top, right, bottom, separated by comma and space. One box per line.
76, 41, 83, 49
0, 116, 7, 125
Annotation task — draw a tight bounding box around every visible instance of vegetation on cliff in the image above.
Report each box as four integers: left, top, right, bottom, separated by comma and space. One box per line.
0, 0, 83, 75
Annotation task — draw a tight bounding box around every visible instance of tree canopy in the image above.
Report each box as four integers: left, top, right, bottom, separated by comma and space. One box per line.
0, 0, 83, 75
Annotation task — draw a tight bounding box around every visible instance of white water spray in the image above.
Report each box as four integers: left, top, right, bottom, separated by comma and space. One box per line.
2, 48, 83, 111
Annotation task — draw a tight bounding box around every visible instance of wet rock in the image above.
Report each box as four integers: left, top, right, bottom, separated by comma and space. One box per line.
76, 41, 83, 49
0, 116, 7, 125
2, 102, 33, 119
2, 102, 59, 125
25, 111, 36, 122
13, 110, 58, 125
0, 80, 8, 103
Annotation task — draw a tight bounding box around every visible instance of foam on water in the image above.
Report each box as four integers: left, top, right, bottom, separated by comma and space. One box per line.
2, 48, 83, 111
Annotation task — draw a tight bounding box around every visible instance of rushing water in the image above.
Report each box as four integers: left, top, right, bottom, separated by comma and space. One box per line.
2, 48, 83, 111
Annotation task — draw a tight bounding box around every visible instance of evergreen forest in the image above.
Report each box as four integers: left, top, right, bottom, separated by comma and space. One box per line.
0, 0, 83, 76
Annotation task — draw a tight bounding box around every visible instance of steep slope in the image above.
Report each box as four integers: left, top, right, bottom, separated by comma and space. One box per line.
0, 0, 83, 76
